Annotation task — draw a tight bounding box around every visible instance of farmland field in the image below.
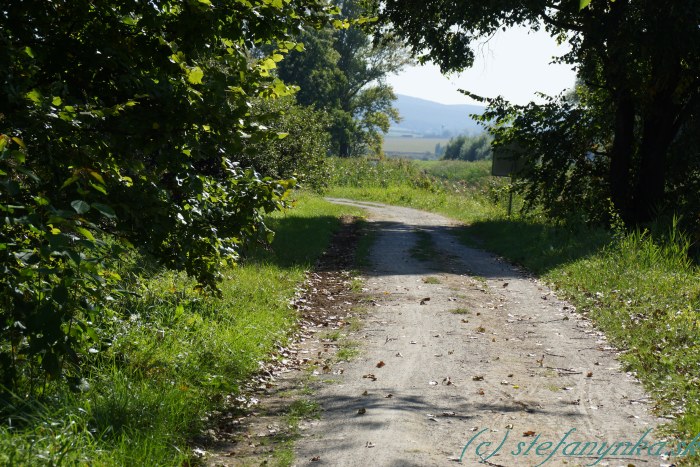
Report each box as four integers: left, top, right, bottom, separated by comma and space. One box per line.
382, 136, 450, 158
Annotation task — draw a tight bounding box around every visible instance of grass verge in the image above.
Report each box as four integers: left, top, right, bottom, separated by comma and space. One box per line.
0, 191, 364, 466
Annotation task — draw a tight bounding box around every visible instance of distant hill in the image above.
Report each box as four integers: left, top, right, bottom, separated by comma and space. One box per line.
389, 95, 485, 138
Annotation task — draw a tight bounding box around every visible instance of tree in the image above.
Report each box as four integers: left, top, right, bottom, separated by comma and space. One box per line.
278, 0, 409, 157
375, 0, 700, 224
0, 0, 334, 390
239, 97, 331, 192
442, 134, 492, 162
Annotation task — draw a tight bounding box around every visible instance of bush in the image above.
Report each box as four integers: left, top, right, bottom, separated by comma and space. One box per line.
442, 134, 492, 161
240, 98, 331, 192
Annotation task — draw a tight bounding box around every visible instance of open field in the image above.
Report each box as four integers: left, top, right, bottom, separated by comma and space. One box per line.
382, 136, 450, 158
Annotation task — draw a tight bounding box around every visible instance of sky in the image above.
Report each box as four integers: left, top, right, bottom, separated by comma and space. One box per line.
385, 26, 577, 106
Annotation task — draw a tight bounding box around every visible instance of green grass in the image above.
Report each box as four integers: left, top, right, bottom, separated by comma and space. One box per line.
0, 192, 364, 466
414, 159, 493, 188
326, 156, 700, 459
325, 157, 507, 223
449, 308, 471, 315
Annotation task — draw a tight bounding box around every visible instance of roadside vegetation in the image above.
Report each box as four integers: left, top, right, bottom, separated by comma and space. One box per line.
326, 157, 700, 452
0, 193, 363, 465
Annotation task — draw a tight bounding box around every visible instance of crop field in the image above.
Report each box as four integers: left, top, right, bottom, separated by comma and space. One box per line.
382, 137, 450, 157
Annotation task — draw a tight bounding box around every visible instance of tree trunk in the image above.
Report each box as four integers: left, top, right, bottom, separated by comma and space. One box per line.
630, 56, 683, 223
632, 99, 680, 223
608, 92, 635, 220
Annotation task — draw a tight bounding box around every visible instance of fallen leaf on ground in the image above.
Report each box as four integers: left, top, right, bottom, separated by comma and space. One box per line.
357, 407, 366, 415
477, 389, 485, 395
362, 390, 368, 396
587, 371, 593, 377
363, 373, 377, 381
311, 456, 321, 462
376, 360, 385, 368
385, 393, 393, 398
472, 375, 484, 381
420, 297, 431, 305
523, 431, 536, 437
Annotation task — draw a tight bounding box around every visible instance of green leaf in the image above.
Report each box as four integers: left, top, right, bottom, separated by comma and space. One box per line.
11, 137, 26, 149
88, 170, 105, 185
52, 96, 62, 106
26, 89, 42, 104
89, 181, 108, 195
24, 46, 35, 58
186, 66, 204, 84
61, 175, 80, 189
92, 203, 117, 219
76, 226, 95, 241
579, 0, 591, 9
71, 200, 90, 215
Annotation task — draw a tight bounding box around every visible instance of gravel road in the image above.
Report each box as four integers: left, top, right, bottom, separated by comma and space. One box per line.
294, 199, 663, 467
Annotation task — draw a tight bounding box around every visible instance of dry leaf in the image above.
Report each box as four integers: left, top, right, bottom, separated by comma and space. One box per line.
420, 297, 431, 305
362, 390, 368, 396
523, 431, 536, 437
477, 388, 485, 395
357, 407, 366, 415
363, 373, 377, 381
376, 360, 386, 368
385, 393, 393, 398
587, 371, 593, 377
472, 375, 484, 381
311, 456, 321, 462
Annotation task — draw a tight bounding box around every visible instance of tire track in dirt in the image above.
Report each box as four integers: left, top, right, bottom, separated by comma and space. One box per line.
293, 199, 663, 467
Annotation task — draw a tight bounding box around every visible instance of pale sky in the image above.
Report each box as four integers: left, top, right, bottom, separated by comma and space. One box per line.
386, 26, 577, 106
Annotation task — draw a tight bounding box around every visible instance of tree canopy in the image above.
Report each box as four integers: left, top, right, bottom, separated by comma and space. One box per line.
278, 0, 409, 157
0, 0, 335, 388
376, 0, 700, 225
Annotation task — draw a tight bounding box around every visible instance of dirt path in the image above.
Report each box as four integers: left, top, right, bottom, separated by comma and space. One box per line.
293, 199, 663, 467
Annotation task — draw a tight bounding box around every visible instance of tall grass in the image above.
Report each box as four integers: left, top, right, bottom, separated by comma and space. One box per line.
325, 157, 506, 222
0, 192, 363, 466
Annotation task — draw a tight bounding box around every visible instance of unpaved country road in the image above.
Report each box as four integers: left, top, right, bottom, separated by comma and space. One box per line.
294, 199, 663, 467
